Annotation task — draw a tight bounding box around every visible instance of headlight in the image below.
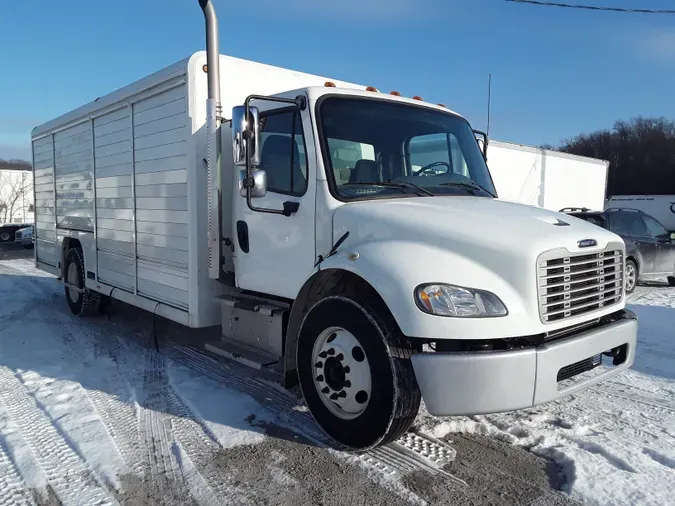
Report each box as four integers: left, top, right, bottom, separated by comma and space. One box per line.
415, 284, 508, 318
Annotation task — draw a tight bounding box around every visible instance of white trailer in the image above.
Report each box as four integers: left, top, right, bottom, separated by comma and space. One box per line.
31, 0, 638, 450
483, 140, 609, 212
605, 195, 675, 233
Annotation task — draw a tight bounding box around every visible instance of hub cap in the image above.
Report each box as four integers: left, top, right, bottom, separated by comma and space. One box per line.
67, 262, 80, 301
311, 326, 372, 420
625, 263, 636, 292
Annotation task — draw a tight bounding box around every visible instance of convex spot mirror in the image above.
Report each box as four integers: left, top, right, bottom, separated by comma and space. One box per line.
239, 169, 267, 199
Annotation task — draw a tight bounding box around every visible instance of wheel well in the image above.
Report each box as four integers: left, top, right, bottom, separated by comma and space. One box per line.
627, 255, 638, 271
60, 237, 82, 278
283, 269, 398, 388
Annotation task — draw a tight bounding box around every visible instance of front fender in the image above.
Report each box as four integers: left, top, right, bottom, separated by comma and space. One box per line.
317, 240, 536, 340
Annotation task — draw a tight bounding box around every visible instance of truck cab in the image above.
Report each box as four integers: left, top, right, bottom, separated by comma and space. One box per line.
219, 84, 638, 450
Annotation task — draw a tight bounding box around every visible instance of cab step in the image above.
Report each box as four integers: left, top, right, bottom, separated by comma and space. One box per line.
206, 292, 290, 370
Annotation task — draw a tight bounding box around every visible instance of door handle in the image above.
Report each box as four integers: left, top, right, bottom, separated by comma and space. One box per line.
282, 201, 300, 217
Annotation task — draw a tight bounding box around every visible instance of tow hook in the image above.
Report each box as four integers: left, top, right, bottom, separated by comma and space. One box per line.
603, 345, 627, 366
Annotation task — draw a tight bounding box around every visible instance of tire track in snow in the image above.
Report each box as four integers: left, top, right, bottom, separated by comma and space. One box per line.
0, 366, 116, 506
138, 350, 221, 505
0, 402, 35, 506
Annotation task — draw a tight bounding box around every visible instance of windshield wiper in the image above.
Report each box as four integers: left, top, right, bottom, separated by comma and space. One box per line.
438, 181, 495, 197
343, 181, 434, 197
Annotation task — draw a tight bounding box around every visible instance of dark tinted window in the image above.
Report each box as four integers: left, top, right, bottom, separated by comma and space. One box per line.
574, 214, 606, 228
643, 215, 668, 238
609, 213, 649, 237
258, 110, 307, 196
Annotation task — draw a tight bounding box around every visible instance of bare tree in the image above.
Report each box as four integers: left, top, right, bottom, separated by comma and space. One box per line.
0, 171, 31, 223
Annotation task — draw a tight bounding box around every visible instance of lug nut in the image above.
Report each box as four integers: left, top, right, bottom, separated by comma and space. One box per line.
338, 391, 347, 398
343, 366, 350, 374
344, 380, 351, 388
335, 353, 344, 361
319, 352, 327, 359
327, 348, 335, 356
321, 387, 329, 394
316, 375, 324, 382
315, 361, 323, 368
330, 393, 339, 400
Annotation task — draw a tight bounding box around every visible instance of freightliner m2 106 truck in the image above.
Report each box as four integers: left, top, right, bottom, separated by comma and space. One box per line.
31, 0, 638, 450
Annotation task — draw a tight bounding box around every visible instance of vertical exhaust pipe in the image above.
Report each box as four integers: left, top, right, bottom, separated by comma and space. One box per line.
199, 0, 221, 105
198, 0, 222, 280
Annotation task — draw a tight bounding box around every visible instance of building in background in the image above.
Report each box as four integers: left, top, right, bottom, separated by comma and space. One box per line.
0, 168, 34, 224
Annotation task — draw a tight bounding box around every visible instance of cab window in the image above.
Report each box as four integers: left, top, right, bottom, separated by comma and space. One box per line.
258, 109, 308, 196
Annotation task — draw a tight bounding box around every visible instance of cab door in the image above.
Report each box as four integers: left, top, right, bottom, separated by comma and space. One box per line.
232, 103, 316, 299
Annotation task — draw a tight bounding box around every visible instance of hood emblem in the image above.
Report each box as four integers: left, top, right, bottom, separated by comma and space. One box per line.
578, 239, 598, 248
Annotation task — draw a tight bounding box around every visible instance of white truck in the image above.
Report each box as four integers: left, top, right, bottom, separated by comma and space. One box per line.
480, 140, 609, 212
31, 0, 638, 450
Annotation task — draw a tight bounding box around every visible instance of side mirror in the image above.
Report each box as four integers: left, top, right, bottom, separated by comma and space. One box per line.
239, 168, 267, 199
232, 105, 260, 167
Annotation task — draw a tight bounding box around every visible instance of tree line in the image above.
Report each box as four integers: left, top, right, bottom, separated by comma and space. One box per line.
546, 116, 675, 197
0, 159, 31, 171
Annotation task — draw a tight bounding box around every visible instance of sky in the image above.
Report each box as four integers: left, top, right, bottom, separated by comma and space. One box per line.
1, 0, 674, 161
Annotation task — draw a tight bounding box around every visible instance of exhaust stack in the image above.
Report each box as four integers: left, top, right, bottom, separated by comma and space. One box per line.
199, 0, 221, 104
198, 0, 223, 281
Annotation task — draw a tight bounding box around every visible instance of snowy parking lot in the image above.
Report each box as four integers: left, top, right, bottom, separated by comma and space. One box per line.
0, 253, 673, 506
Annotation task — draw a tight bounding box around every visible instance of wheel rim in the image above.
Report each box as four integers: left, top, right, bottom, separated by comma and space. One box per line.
0, 232, 9, 241
625, 263, 636, 292
67, 262, 80, 301
311, 326, 372, 420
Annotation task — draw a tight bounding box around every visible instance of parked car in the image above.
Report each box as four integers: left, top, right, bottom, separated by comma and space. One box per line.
14, 224, 34, 249
561, 207, 675, 293
0, 223, 27, 243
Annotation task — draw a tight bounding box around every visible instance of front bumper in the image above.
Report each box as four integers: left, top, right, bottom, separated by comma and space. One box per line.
411, 311, 638, 416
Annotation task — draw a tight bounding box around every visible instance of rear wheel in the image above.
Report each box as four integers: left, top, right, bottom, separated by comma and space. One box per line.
64, 247, 101, 316
625, 259, 637, 294
0, 231, 12, 242
297, 293, 421, 450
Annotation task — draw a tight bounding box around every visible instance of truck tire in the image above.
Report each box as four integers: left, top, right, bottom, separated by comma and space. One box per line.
0, 231, 12, 242
297, 293, 421, 450
64, 247, 101, 316
625, 259, 638, 294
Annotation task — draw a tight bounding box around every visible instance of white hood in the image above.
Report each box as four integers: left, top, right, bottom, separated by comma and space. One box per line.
333, 196, 620, 258
330, 196, 625, 340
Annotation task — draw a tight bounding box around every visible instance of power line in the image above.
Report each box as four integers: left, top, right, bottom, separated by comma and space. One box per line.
504, 0, 675, 14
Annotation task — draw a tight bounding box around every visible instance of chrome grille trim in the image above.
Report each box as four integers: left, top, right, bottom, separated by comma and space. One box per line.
537, 246, 624, 324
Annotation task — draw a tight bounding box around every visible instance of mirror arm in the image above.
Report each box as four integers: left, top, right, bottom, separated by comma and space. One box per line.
243, 94, 307, 217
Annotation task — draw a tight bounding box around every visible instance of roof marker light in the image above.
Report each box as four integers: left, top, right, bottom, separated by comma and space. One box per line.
325, 81, 336, 87
390, 91, 401, 96
412, 96, 423, 101
365, 86, 379, 92
438, 103, 447, 108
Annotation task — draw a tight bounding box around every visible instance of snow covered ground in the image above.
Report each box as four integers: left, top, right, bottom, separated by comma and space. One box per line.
417, 284, 675, 506
0, 255, 673, 506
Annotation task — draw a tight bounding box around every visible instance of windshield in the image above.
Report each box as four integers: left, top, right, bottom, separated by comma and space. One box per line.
318, 97, 497, 200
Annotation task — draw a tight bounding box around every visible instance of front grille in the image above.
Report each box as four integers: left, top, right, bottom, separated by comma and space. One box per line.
557, 354, 602, 382
538, 249, 623, 323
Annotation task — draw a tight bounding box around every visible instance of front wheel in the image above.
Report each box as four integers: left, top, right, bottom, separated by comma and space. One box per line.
625, 259, 638, 294
0, 231, 12, 242
297, 294, 421, 450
